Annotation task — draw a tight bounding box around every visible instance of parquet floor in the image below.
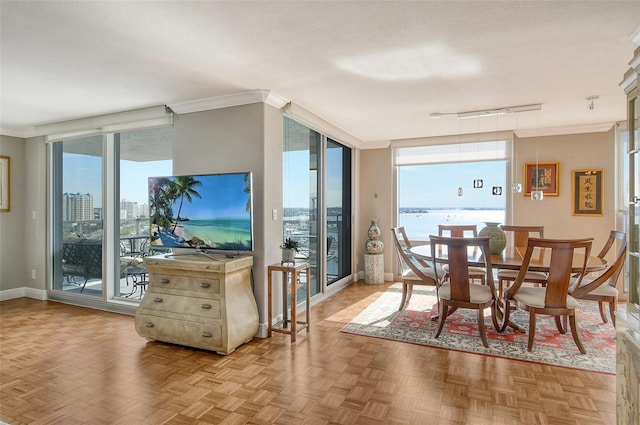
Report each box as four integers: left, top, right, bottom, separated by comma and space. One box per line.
0, 281, 615, 425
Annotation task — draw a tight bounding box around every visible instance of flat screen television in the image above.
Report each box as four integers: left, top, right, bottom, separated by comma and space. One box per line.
148, 172, 254, 253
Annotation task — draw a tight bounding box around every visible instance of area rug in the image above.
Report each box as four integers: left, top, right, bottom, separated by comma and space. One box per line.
341, 284, 615, 374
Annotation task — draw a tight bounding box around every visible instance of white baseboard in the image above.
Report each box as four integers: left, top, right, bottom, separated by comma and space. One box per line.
0, 287, 48, 302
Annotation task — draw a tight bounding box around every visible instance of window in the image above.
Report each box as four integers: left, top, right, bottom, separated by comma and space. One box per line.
49, 123, 172, 307
395, 140, 508, 240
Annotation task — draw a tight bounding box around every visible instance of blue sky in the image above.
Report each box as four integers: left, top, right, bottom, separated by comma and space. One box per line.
399, 161, 507, 209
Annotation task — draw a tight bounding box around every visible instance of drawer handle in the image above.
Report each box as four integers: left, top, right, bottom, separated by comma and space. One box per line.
160, 278, 170, 284
201, 332, 213, 338
200, 282, 211, 288
145, 322, 155, 328
201, 304, 212, 309
153, 297, 163, 303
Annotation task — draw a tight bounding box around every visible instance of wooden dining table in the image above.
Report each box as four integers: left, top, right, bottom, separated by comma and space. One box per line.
409, 244, 608, 274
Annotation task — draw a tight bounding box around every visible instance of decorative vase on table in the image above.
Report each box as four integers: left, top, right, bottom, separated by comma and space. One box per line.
366, 219, 384, 254
478, 222, 507, 255
282, 248, 296, 263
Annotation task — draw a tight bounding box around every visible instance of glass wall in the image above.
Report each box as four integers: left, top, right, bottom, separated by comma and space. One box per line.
115, 127, 172, 299
283, 117, 353, 298
50, 126, 173, 304
395, 141, 507, 241
52, 135, 104, 296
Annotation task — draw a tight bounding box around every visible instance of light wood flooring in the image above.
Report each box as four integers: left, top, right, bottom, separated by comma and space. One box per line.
0, 281, 616, 425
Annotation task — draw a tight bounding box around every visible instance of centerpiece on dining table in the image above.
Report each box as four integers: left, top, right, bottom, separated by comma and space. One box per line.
478, 222, 507, 254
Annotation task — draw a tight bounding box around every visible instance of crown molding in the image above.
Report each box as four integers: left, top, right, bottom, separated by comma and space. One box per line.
0, 126, 36, 139
168, 90, 289, 114
514, 122, 615, 138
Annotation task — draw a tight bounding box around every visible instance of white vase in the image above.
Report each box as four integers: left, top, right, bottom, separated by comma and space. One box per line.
282, 248, 296, 263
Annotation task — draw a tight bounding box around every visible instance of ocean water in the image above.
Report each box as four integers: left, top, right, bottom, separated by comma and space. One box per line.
181, 218, 252, 249
399, 209, 505, 241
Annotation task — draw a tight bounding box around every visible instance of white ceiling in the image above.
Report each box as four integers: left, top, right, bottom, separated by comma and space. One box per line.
1, 1, 639, 145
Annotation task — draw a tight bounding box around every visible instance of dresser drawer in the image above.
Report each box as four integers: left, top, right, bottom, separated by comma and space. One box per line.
135, 315, 223, 351
151, 273, 220, 294
140, 293, 221, 319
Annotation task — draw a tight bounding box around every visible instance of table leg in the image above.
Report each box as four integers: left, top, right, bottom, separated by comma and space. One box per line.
281, 271, 288, 327
305, 265, 310, 332
290, 269, 297, 343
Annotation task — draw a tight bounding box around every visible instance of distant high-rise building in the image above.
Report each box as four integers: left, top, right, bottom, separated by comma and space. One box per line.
63, 192, 94, 221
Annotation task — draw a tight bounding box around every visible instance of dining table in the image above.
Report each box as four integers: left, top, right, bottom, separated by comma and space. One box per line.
409, 244, 608, 274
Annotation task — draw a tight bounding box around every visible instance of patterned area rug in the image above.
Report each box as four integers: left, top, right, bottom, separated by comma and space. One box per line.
341, 283, 615, 374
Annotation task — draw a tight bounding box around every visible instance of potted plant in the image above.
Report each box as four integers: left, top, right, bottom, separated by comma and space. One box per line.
280, 238, 299, 263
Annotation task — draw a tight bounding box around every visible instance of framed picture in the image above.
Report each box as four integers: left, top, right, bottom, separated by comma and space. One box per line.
572, 169, 603, 216
0, 155, 9, 212
524, 162, 559, 196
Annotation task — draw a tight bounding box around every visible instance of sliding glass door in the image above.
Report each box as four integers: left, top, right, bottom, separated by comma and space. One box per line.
52, 135, 104, 297
326, 138, 352, 284
283, 117, 352, 297
50, 127, 173, 304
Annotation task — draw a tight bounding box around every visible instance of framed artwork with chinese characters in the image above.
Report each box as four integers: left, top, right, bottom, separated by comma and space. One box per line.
572, 169, 603, 216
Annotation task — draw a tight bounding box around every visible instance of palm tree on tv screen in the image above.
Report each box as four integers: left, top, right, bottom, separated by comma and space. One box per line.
171, 176, 203, 234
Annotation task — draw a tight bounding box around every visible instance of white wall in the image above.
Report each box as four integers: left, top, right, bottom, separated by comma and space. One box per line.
513, 129, 616, 253
0, 135, 26, 291
173, 103, 283, 329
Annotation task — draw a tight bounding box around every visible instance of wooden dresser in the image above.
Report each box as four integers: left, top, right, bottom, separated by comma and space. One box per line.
134, 254, 258, 355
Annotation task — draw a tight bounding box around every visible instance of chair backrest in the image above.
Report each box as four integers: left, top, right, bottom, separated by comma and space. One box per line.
505, 237, 593, 308
499, 225, 544, 248
429, 235, 494, 302
438, 224, 478, 238
572, 231, 627, 297
392, 227, 437, 284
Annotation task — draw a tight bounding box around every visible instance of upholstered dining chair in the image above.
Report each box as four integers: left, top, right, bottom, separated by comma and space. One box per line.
429, 235, 500, 348
497, 225, 546, 298
392, 227, 440, 311
437, 224, 486, 285
571, 230, 627, 327
499, 237, 593, 354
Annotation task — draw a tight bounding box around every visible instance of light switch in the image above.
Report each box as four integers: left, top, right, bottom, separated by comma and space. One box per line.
272, 209, 278, 220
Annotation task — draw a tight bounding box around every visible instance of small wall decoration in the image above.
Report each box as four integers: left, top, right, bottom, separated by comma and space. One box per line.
572, 169, 603, 216
524, 162, 559, 196
0, 155, 9, 212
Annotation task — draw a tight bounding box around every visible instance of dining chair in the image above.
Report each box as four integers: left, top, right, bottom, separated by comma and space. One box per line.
497, 225, 547, 298
429, 235, 500, 348
499, 237, 593, 354
392, 227, 440, 311
437, 224, 486, 285
570, 230, 627, 327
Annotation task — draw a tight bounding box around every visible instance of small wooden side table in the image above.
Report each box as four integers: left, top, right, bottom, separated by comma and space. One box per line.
267, 262, 311, 342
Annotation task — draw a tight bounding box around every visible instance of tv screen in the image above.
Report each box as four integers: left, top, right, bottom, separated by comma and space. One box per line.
149, 172, 254, 251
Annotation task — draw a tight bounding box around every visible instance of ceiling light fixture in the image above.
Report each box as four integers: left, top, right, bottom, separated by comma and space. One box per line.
429, 103, 542, 120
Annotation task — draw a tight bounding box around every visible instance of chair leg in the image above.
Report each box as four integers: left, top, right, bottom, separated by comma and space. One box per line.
490, 301, 500, 332
434, 302, 448, 339
609, 299, 617, 327
527, 310, 537, 352
555, 316, 566, 334
399, 283, 409, 311
598, 301, 608, 324
568, 314, 586, 354
477, 308, 489, 348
